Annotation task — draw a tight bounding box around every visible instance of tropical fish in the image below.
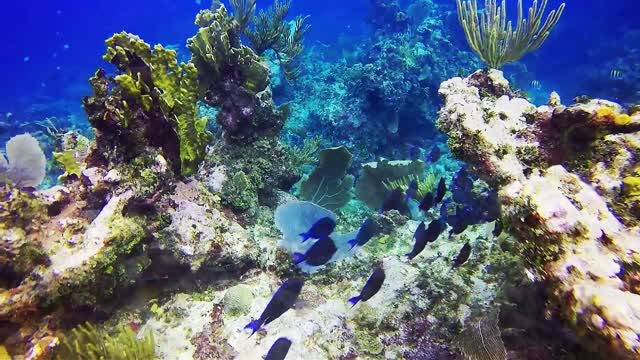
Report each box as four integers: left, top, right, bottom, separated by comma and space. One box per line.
452, 243, 471, 268
265, 337, 292, 360
418, 192, 434, 212
425, 145, 441, 163
292, 237, 338, 266
434, 178, 446, 204
245, 279, 304, 336
492, 219, 503, 237
450, 218, 468, 235
530, 80, 541, 90
406, 179, 418, 200
348, 267, 385, 307
380, 188, 407, 213
610, 69, 623, 80
299, 216, 336, 243
348, 217, 379, 249
407, 219, 442, 260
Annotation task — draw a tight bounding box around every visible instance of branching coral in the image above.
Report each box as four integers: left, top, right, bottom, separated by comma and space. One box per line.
83, 32, 211, 176
232, 0, 310, 79
382, 171, 438, 200
54, 322, 155, 360
456, 0, 565, 69
287, 136, 321, 168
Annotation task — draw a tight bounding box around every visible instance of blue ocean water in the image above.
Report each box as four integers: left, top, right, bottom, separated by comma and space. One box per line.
1, 0, 637, 120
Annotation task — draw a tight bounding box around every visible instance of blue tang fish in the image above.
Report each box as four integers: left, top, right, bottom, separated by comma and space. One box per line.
348, 267, 385, 307
348, 217, 379, 249
299, 216, 336, 242
265, 337, 292, 360
245, 279, 304, 336
292, 237, 337, 266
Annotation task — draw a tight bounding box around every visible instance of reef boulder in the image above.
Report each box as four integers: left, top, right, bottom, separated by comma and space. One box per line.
437, 69, 640, 358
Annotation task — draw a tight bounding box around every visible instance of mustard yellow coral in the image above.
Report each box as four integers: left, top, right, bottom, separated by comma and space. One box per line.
623, 166, 640, 199
614, 114, 632, 126
595, 106, 616, 121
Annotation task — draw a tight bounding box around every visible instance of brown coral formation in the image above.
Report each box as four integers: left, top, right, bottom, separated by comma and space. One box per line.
437, 70, 640, 358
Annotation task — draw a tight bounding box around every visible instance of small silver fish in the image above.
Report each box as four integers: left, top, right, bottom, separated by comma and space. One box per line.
611, 70, 623, 80
530, 80, 541, 90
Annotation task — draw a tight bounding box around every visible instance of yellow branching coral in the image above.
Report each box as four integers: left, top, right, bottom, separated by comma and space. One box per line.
456, 0, 565, 69
54, 322, 155, 360
382, 172, 438, 200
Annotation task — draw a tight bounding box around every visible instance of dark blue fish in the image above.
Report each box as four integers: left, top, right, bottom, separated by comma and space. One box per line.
348, 267, 385, 306
406, 219, 443, 260
348, 217, 379, 249
379, 188, 408, 214
265, 337, 292, 360
245, 279, 304, 336
425, 145, 441, 163
407, 144, 421, 160
434, 178, 446, 204
406, 179, 418, 200
452, 242, 471, 268
418, 192, 434, 212
292, 237, 337, 266
450, 219, 468, 235
299, 216, 336, 243
492, 219, 503, 237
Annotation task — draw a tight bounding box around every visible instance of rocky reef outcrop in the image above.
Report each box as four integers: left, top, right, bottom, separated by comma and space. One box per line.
437, 69, 640, 358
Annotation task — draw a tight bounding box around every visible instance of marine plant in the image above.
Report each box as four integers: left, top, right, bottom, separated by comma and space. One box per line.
0, 133, 46, 188
287, 136, 321, 169
83, 32, 211, 176
382, 171, 438, 200
454, 310, 507, 360
54, 322, 156, 360
355, 159, 424, 210
231, 0, 311, 79
456, 0, 565, 69
299, 146, 354, 211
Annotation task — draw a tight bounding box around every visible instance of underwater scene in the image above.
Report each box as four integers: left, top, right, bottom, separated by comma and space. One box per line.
1, 0, 640, 359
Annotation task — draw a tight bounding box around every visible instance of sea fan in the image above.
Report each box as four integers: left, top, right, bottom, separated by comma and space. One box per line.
454, 310, 507, 360
0, 133, 46, 188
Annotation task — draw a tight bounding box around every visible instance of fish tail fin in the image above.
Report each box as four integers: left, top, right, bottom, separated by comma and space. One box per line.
348, 239, 357, 249
292, 252, 305, 265
244, 319, 261, 336
348, 296, 361, 307
299, 232, 309, 242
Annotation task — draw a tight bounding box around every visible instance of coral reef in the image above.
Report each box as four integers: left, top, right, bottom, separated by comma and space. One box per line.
83, 32, 211, 177
437, 69, 640, 358
287, 0, 480, 164
187, 4, 288, 144
298, 146, 354, 211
